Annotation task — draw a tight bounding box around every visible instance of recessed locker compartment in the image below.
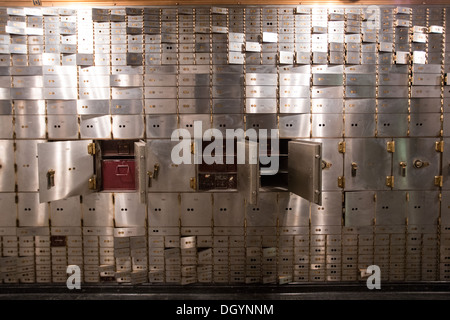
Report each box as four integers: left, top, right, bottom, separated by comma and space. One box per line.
47, 115, 79, 140
376, 114, 408, 137
393, 138, 441, 190
344, 138, 392, 191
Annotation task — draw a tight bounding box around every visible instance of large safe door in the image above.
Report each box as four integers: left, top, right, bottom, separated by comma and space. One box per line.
38, 140, 94, 203
288, 140, 322, 205
237, 140, 259, 205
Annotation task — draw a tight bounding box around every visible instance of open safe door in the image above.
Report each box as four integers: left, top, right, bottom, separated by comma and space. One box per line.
288, 140, 322, 205
37, 140, 95, 203
237, 140, 259, 205
134, 140, 147, 204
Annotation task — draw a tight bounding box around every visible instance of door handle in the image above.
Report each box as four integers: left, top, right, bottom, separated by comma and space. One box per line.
147, 171, 153, 188
413, 159, 429, 169
147, 163, 160, 188
399, 161, 407, 177
47, 169, 55, 189
351, 162, 358, 177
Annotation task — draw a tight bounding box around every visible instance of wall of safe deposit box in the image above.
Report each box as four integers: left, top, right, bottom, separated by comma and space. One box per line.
1, 5, 450, 284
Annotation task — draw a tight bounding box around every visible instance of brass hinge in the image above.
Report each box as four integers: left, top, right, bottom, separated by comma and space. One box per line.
87, 142, 96, 155
435, 140, 444, 153
445, 73, 448, 85
434, 176, 443, 187
387, 141, 395, 153
386, 176, 394, 188
88, 175, 97, 190
338, 141, 346, 153
191, 141, 195, 154
190, 177, 197, 190
338, 176, 345, 189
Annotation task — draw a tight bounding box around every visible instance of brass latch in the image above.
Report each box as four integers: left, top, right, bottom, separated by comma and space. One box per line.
338, 141, 346, 153
47, 169, 55, 189
435, 176, 443, 187
435, 141, 444, 153
190, 177, 197, 190
387, 141, 395, 153
386, 176, 394, 188
338, 176, 345, 188
88, 175, 97, 190
87, 142, 96, 155
351, 162, 358, 177
413, 159, 429, 169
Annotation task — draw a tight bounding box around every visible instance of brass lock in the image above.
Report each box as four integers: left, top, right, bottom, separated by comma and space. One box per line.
47, 169, 55, 189
321, 160, 332, 170
147, 163, 160, 188
413, 159, 429, 169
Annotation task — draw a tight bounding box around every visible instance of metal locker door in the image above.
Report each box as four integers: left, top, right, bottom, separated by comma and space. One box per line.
310, 138, 343, 191
16, 140, 42, 192
375, 191, 407, 226
0, 140, 15, 192
344, 191, 375, 227
277, 192, 309, 227
344, 114, 375, 137
146, 139, 195, 192
245, 192, 277, 227
288, 140, 322, 205
37, 140, 95, 203
310, 191, 343, 226
114, 193, 146, 227
0, 116, 13, 138
376, 114, 408, 137
18, 192, 49, 227
213, 193, 245, 227
148, 193, 180, 227
344, 138, 392, 191
311, 114, 343, 138
112, 115, 145, 139
47, 115, 79, 140
49, 197, 81, 227
15, 115, 46, 139
0, 193, 16, 227
80, 115, 112, 139
81, 192, 114, 227
146, 115, 178, 139
442, 137, 450, 190
393, 138, 440, 190
440, 190, 450, 225
237, 139, 259, 205
409, 113, 441, 137
212, 114, 244, 135
180, 193, 212, 227
407, 191, 439, 225
279, 114, 311, 138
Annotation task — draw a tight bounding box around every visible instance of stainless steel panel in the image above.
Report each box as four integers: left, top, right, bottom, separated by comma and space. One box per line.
279, 73, 310, 86
145, 74, 177, 87
82, 193, 114, 227
179, 114, 211, 137
148, 193, 180, 227
145, 87, 177, 99
393, 138, 440, 190
409, 113, 441, 137
279, 114, 311, 138
245, 114, 277, 131
0, 141, 15, 192
278, 193, 309, 227
0, 193, 16, 226
280, 86, 310, 98
212, 86, 243, 99
47, 115, 79, 140
179, 87, 210, 99
312, 114, 343, 138
279, 98, 310, 114
77, 100, 110, 115
375, 191, 406, 225
111, 88, 143, 100
146, 139, 195, 192
410, 98, 441, 113
407, 191, 439, 225
312, 86, 343, 99
114, 193, 146, 227
180, 193, 212, 227
50, 197, 81, 227
80, 115, 112, 139
213, 99, 244, 114
443, 138, 450, 190
212, 114, 244, 133
111, 99, 143, 115
110, 74, 143, 87
144, 99, 177, 114
344, 114, 375, 137
16, 140, 42, 192
344, 99, 375, 114
15, 115, 46, 139
38, 140, 94, 203
310, 138, 343, 192
14, 100, 45, 115
378, 99, 409, 114
146, 115, 178, 138
18, 193, 49, 227
312, 99, 343, 114
344, 138, 391, 191
377, 114, 408, 137
44, 75, 77, 88
245, 192, 277, 227
44, 87, 77, 100
344, 191, 375, 227
311, 191, 342, 226
288, 140, 322, 205
246, 99, 276, 114
112, 115, 145, 139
